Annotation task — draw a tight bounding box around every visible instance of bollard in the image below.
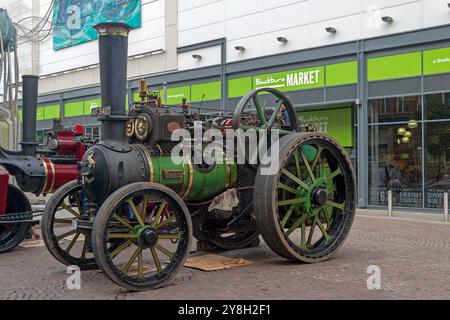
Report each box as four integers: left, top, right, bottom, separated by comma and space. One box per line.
444, 192, 449, 223
388, 190, 393, 217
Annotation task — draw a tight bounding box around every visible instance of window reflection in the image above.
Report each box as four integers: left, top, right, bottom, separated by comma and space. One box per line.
368, 124, 422, 208
369, 95, 421, 124
425, 93, 450, 120
425, 121, 450, 208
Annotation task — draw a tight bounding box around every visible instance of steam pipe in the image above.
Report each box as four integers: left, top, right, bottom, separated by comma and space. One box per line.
21, 75, 39, 157
94, 23, 131, 143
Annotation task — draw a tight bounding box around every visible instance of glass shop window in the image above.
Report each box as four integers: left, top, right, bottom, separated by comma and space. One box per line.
425, 92, 450, 121
368, 123, 423, 208
369, 95, 421, 124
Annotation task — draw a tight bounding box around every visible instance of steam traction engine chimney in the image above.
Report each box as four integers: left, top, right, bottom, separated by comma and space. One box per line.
94, 23, 132, 143
21, 75, 39, 157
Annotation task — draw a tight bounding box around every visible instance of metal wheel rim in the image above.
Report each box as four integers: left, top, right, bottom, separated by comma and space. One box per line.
275, 137, 353, 257
98, 188, 190, 287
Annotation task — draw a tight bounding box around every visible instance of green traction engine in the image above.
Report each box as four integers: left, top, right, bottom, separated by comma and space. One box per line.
42, 23, 356, 291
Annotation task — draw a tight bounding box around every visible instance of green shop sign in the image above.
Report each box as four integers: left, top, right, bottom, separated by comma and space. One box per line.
166, 86, 190, 105
84, 99, 101, 114
191, 81, 221, 102
18, 104, 61, 122
253, 66, 324, 92
298, 108, 353, 147
367, 52, 422, 82
53, 0, 142, 50
423, 47, 450, 75
43, 105, 61, 120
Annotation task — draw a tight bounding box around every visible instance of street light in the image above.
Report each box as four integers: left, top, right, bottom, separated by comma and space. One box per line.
234, 46, 245, 52
277, 36, 288, 44
325, 27, 337, 34
192, 54, 202, 60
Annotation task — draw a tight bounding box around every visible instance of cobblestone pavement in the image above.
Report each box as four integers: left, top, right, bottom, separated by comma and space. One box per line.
1, 215, 450, 300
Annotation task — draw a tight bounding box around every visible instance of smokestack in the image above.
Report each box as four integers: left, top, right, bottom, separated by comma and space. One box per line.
21, 75, 39, 157
94, 22, 131, 142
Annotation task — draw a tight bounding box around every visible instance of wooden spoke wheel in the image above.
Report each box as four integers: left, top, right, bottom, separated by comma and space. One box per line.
232, 88, 298, 170
0, 185, 32, 253
254, 132, 356, 263
41, 180, 97, 270
92, 182, 192, 291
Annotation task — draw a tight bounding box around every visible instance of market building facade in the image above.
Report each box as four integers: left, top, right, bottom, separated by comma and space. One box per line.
2, 0, 449, 211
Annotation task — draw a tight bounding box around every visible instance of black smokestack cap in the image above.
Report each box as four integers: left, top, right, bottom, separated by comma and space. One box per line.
94, 22, 131, 142
21, 75, 39, 157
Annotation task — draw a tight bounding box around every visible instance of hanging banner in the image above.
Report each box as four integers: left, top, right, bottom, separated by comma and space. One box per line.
53, 0, 141, 50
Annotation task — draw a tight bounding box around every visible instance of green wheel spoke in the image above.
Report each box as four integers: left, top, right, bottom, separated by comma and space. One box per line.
138, 250, 144, 278
56, 229, 78, 241
108, 233, 138, 240
286, 213, 308, 237
316, 218, 331, 242
266, 101, 283, 128
277, 197, 306, 207
253, 95, 267, 125
112, 213, 134, 231
306, 215, 318, 246
158, 231, 182, 240
300, 220, 306, 247
81, 234, 90, 259
293, 151, 301, 178
61, 203, 80, 218
282, 169, 309, 190
121, 247, 142, 274
155, 215, 176, 229
155, 243, 174, 259
110, 239, 133, 259
152, 200, 167, 227
150, 247, 162, 273
66, 231, 80, 253
141, 196, 148, 222
326, 184, 337, 194
280, 205, 295, 228
278, 183, 298, 195
321, 160, 327, 180
299, 149, 316, 183
329, 168, 343, 181
326, 200, 345, 212
74, 194, 83, 216
322, 209, 332, 227
310, 147, 323, 171
127, 199, 144, 227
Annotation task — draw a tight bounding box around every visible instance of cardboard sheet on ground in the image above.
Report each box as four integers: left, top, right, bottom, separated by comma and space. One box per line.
19, 240, 45, 248
184, 254, 253, 271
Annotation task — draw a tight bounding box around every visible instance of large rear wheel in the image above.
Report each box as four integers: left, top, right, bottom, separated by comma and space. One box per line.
254, 132, 355, 263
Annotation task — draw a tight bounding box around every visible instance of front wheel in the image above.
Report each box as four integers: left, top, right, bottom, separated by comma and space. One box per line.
92, 182, 192, 291
254, 133, 356, 263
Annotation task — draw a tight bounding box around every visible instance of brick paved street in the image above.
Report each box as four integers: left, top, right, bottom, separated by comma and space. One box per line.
1, 214, 450, 300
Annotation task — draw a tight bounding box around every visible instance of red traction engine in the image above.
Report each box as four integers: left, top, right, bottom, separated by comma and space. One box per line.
0, 75, 92, 253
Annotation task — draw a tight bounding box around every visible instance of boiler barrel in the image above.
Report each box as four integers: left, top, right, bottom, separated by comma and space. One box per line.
136, 146, 237, 201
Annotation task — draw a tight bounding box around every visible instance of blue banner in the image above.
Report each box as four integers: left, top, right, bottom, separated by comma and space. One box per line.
53, 0, 141, 50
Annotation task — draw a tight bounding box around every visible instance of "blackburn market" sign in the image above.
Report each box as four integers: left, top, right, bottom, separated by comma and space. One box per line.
253, 66, 325, 91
